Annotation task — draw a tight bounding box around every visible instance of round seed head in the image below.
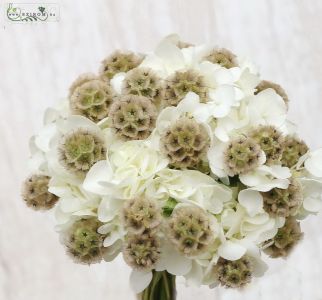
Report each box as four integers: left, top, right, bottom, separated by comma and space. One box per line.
22, 174, 58, 210
204, 48, 238, 69
70, 79, 115, 122
250, 126, 284, 165
281, 136, 309, 168
109, 95, 157, 140
255, 80, 289, 107
224, 136, 261, 176
123, 233, 161, 271
166, 205, 214, 257
99, 51, 144, 81
63, 218, 106, 264
68, 73, 97, 98
213, 256, 253, 288
122, 197, 161, 234
161, 117, 210, 169
163, 70, 208, 107
122, 67, 164, 103
262, 179, 303, 217
59, 129, 106, 175
264, 217, 303, 258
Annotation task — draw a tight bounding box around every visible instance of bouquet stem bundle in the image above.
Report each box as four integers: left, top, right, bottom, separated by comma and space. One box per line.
138, 272, 176, 300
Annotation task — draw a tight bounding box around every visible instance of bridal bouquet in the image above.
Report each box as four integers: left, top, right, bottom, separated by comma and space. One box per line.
23, 34, 322, 299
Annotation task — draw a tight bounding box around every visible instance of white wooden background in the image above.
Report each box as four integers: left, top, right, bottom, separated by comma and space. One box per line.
1, 0, 322, 299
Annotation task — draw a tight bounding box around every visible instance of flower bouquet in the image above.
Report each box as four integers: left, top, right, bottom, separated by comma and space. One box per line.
22, 34, 322, 300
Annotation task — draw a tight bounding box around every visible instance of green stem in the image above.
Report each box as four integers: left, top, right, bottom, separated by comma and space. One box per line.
138, 271, 176, 300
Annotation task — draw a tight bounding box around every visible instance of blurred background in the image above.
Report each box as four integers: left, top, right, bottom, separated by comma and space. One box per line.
1, 0, 322, 299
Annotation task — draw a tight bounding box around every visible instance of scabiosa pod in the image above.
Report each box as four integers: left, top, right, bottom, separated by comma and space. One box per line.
166, 205, 215, 257
69, 78, 115, 122
250, 125, 284, 165
62, 218, 106, 264
262, 179, 303, 217
163, 70, 208, 107
109, 94, 157, 140
160, 116, 210, 169
59, 129, 106, 175
122, 197, 161, 234
224, 136, 262, 176
203, 48, 238, 69
213, 256, 253, 288
68, 73, 97, 98
22, 174, 58, 210
99, 51, 144, 81
281, 136, 309, 168
123, 233, 161, 271
122, 67, 164, 104
264, 217, 303, 258
255, 80, 289, 107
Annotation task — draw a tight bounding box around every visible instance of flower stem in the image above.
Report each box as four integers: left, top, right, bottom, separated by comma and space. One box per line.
138, 271, 176, 300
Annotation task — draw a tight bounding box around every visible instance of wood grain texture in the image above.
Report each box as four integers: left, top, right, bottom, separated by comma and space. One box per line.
1, 0, 322, 299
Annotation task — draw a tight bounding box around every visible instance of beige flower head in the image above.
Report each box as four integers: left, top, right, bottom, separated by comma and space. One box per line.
250, 125, 284, 165
163, 70, 208, 107
281, 136, 309, 168
161, 117, 210, 169
264, 217, 303, 258
224, 136, 261, 176
59, 129, 106, 175
204, 48, 238, 69
68, 73, 97, 98
262, 179, 303, 217
109, 95, 157, 140
256, 80, 289, 107
122, 67, 164, 103
213, 256, 253, 288
63, 218, 106, 264
166, 205, 214, 257
122, 197, 161, 234
123, 233, 161, 271
70, 79, 115, 122
22, 174, 58, 210
100, 51, 144, 81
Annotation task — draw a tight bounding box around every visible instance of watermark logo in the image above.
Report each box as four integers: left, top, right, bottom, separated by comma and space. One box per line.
6, 3, 59, 22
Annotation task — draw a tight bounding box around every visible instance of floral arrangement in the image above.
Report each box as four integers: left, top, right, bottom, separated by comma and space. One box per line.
22, 34, 322, 299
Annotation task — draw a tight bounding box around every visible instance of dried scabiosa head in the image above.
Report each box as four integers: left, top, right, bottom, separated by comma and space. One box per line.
123, 233, 161, 271
100, 51, 143, 81
213, 256, 253, 288
166, 205, 214, 257
262, 179, 303, 217
224, 136, 261, 176
160, 117, 210, 169
122, 67, 164, 103
264, 217, 303, 258
122, 197, 161, 234
59, 129, 106, 175
22, 174, 58, 210
250, 126, 284, 165
70, 79, 115, 122
68, 73, 97, 98
163, 70, 208, 107
255, 80, 289, 107
204, 48, 238, 69
63, 218, 106, 264
281, 136, 309, 168
109, 95, 157, 140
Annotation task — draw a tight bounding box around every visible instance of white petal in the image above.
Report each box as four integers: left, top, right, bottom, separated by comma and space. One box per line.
238, 189, 263, 217
130, 270, 152, 293
218, 241, 246, 260
110, 73, 125, 94
97, 198, 123, 222
83, 161, 114, 195
305, 149, 322, 178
